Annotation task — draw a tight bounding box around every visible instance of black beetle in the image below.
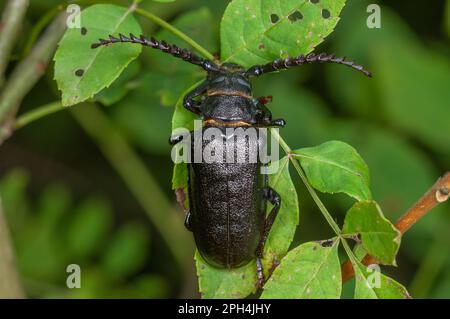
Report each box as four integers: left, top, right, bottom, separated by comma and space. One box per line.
92, 33, 371, 286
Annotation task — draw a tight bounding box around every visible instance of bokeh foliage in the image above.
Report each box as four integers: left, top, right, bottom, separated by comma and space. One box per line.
0, 0, 448, 298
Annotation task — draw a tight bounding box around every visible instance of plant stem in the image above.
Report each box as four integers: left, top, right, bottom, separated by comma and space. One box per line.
0, 12, 68, 127
21, 5, 62, 58
71, 104, 194, 267
341, 172, 450, 283
0, 0, 29, 88
0, 198, 24, 298
271, 128, 341, 235
15, 101, 63, 130
135, 7, 215, 61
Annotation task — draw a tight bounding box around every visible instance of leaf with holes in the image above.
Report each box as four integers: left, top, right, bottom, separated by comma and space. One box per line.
54, 4, 142, 106
352, 259, 410, 299
221, 0, 346, 67
293, 140, 371, 201
343, 200, 400, 265
195, 251, 257, 299
261, 239, 341, 299
262, 156, 299, 275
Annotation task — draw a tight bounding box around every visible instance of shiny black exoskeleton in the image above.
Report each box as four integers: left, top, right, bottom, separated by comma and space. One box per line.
92, 33, 371, 287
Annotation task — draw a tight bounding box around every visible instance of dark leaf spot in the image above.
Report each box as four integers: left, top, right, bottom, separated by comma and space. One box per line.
75, 69, 84, 77
320, 239, 334, 247
322, 9, 331, 19
310, 0, 319, 3
258, 43, 265, 49
81, 27, 87, 35
270, 13, 280, 24
200, 264, 205, 270
288, 10, 303, 22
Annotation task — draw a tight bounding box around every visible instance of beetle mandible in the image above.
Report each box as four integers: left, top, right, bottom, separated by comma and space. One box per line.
92, 33, 371, 287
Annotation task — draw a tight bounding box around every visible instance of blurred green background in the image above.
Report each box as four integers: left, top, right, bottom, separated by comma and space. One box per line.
0, 0, 449, 298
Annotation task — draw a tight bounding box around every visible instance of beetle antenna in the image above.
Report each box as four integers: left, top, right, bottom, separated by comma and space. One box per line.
91, 33, 219, 72
246, 53, 372, 77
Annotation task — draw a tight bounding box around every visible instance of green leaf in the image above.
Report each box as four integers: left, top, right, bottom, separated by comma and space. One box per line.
66, 197, 113, 259
261, 239, 341, 299
94, 60, 141, 106
195, 251, 257, 299
352, 259, 410, 299
262, 156, 299, 271
293, 140, 371, 201
54, 4, 142, 106
343, 200, 400, 265
101, 222, 150, 278
171, 81, 203, 190
220, 0, 346, 67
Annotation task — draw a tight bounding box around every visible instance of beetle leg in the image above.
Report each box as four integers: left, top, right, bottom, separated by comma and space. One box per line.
183, 80, 209, 115
269, 118, 286, 127
169, 134, 185, 145
184, 211, 193, 232
256, 187, 282, 287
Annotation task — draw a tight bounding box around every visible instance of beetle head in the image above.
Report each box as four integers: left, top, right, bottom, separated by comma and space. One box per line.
206, 62, 252, 95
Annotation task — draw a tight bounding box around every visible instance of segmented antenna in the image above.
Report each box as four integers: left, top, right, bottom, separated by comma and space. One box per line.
246, 53, 372, 77
91, 33, 219, 72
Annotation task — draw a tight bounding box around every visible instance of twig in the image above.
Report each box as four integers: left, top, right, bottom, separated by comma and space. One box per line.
0, 197, 24, 298
134, 7, 215, 61
14, 101, 63, 130
341, 172, 450, 283
70, 104, 194, 267
0, 0, 29, 88
0, 12, 67, 132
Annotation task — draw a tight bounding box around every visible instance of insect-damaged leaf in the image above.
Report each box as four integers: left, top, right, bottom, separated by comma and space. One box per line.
351, 259, 410, 299
343, 200, 401, 265
261, 239, 341, 299
293, 140, 371, 201
220, 0, 346, 67
54, 4, 142, 106
193, 156, 299, 298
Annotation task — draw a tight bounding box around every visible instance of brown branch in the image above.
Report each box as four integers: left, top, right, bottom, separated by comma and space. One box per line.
0, 197, 24, 298
341, 172, 450, 283
0, 0, 29, 88
0, 11, 68, 137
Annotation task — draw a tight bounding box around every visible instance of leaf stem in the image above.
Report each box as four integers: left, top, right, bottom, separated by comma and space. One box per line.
15, 101, 63, 130
134, 8, 215, 61
270, 128, 341, 236
21, 5, 62, 58
0, 197, 25, 298
0, 12, 67, 128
